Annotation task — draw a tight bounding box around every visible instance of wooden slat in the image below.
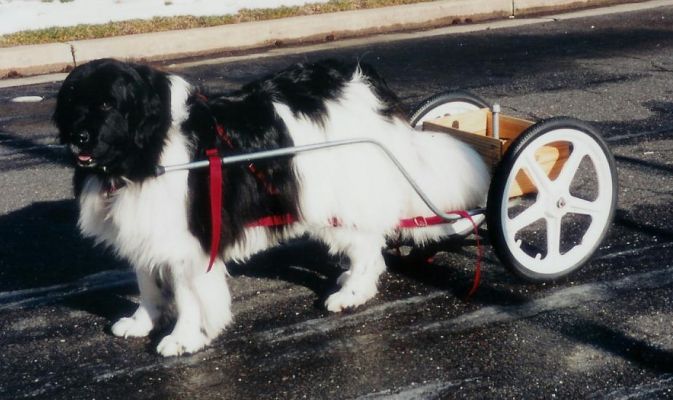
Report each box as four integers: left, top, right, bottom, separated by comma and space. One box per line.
423, 109, 489, 135
499, 115, 534, 139
423, 120, 502, 169
423, 110, 533, 141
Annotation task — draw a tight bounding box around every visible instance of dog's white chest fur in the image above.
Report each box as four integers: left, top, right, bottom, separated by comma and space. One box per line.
77, 75, 201, 271
77, 131, 197, 270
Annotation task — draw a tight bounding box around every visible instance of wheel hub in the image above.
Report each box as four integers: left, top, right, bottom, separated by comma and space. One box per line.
556, 197, 567, 209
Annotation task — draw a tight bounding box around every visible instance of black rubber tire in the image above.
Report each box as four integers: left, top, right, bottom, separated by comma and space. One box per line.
408, 91, 489, 128
486, 117, 618, 282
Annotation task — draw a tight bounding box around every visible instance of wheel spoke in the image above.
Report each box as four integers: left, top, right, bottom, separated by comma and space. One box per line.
546, 215, 561, 259
567, 196, 601, 217
508, 202, 544, 235
555, 147, 587, 189
522, 153, 552, 195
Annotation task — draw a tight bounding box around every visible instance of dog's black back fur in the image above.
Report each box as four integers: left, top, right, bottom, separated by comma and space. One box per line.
184, 60, 403, 251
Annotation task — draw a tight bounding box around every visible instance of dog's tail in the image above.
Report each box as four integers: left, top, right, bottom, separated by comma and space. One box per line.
352, 62, 407, 121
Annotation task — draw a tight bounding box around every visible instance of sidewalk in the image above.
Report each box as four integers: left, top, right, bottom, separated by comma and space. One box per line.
0, 0, 659, 78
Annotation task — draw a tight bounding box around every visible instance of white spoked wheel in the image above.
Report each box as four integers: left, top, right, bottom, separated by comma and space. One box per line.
487, 117, 618, 282
409, 91, 489, 130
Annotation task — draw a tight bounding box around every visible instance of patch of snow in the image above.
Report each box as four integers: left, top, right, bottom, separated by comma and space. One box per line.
0, 0, 330, 35
11, 95, 43, 102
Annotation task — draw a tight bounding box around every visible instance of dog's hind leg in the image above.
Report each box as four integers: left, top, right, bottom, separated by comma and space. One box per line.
111, 268, 162, 338
323, 230, 387, 312
156, 260, 231, 357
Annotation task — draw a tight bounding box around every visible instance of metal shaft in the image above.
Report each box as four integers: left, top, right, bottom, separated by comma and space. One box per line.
156, 138, 485, 222
492, 103, 501, 140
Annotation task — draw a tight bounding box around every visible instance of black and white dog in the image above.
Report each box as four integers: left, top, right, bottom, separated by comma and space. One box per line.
54, 58, 489, 356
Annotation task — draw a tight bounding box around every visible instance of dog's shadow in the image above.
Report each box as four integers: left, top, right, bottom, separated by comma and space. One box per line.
0, 199, 487, 324
226, 238, 346, 306
0, 199, 138, 319
0, 199, 124, 290
228, 233, 493, 305
0, 199, 346, 313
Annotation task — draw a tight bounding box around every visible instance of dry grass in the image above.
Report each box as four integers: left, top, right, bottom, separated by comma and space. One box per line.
0, 0, 434, 47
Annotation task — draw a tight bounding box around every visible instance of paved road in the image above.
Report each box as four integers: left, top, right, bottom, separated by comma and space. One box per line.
2, 5, 673, 399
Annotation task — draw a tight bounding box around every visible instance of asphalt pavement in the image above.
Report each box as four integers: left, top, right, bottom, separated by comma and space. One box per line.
2, 4, 673, 399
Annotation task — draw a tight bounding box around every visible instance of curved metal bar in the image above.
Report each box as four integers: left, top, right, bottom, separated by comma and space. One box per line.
156, 138, 486, 222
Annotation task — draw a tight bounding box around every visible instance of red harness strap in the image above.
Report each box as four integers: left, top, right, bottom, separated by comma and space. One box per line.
206, 149, 223, 272
398, 215, 446, 228
449, 211, 482, 298
245, 213, 296, 228
205, 122, 284, 271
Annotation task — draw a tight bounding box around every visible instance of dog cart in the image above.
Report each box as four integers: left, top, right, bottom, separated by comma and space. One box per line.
409, 91, 617, 282
157, 91, 618, 284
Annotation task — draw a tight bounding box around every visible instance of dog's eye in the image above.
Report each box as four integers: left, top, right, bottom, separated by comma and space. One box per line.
98, 102, 113, 112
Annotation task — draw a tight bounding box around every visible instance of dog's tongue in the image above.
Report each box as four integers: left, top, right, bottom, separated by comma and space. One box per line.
78, 153, 92, 162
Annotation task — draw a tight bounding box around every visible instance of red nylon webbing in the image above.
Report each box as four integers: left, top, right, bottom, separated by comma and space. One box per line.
206, 148, 222, 272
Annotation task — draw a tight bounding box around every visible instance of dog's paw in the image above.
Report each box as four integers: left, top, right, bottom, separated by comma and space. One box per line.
156, 332, 209, 357
111, 317, 153, 338
325, 283, 378, 312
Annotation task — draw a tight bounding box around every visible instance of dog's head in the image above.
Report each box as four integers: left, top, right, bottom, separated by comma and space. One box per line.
53, 58, 171, 178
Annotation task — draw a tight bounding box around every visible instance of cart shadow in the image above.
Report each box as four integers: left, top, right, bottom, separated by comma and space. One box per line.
614, 154, 673, 175
614, 208, 673, 240
556, 317, 673, 374
595, 100, 673, 144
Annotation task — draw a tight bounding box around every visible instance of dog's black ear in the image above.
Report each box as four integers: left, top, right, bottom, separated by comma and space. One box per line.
53, 65, 87, 144
128, 64, 171, 149
52, 82, 72, 144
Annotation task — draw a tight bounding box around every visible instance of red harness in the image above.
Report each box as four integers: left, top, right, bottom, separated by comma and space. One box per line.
205, 123, 482, 297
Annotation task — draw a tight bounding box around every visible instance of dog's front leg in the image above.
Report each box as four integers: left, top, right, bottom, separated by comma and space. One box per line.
156, 261, 231, 357
111, 268, 162, 338
156, 271, 208, 357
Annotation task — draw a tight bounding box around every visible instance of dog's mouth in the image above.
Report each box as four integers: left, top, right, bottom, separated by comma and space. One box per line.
76, 152, 97, 168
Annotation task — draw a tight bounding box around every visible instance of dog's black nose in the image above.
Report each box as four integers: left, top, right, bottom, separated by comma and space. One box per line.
74, 131, 90, 145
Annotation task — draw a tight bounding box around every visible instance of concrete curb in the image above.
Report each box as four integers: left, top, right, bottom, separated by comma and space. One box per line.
0, 0, 660, 78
